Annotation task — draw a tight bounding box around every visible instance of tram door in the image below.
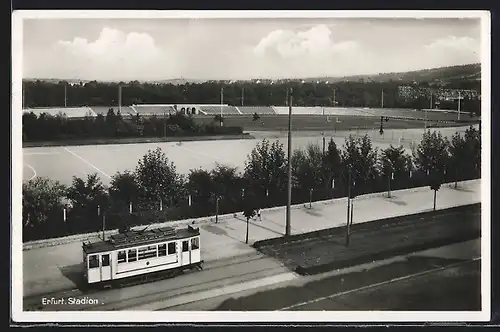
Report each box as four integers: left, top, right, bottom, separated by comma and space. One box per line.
100, 253, 111, 281
181, 240, 191, 266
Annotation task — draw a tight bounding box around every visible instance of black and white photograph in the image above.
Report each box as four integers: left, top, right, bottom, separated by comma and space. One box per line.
11, 10, 491, 323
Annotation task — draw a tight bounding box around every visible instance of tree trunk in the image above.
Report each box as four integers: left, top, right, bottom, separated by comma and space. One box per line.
245, 217, 249, 244
433, 190, 437, 211
346, 196, 351, 247
350, 200, 354, 228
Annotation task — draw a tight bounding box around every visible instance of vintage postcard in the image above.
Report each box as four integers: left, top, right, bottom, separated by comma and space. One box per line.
11, 10, 491, 323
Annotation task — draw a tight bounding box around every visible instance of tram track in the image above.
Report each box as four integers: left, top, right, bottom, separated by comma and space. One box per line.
279, 258, 481, 311
99, 265, 290, 311
24, 251, 283, 311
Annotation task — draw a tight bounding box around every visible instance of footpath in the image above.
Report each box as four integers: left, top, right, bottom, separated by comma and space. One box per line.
21, 179, 482, 298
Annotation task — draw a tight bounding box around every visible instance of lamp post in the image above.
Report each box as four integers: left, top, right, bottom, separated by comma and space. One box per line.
245, 213, 249, 244
163, 112, 167, 139
346, 168, 352, 247
97, 205, 106, 241
322, 132, 326, 156
285, 88, 293, 237
350, 197, 354, 230
102, 213, 106, 241
220, 87, 224, 126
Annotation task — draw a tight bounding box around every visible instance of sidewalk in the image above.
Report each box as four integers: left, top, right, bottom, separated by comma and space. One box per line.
22, 179, 481, 297
207, 179, 481, 246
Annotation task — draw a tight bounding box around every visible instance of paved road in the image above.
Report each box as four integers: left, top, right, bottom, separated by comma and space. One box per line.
162, 239, 480, 311
282, 259, 480, 311
23, 251, 294, 311
22, 179, 481, 298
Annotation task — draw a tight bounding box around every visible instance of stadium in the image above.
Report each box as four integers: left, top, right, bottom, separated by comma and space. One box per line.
22, 102, 478, 134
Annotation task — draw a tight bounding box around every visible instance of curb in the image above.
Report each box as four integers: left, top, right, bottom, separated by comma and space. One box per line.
253, 203, 480, 249
22, 179, 480, 251
294, 232, 480, 276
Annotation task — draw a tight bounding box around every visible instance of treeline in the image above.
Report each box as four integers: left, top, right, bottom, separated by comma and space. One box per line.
23, 80, 480, 113
22, 109, 242, 142
22, 126, 481, 242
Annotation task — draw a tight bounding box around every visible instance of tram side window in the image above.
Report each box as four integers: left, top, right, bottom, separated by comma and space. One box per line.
102, 254, 110, 267
191, 237, 200, 250
167, 242, 176, 255
158, 244, 167, 256
128, 249, 137, 262
117, 251, 126, 264
138, 245, 157, 260
88, 255, 99, 268
182, 240, 189, 252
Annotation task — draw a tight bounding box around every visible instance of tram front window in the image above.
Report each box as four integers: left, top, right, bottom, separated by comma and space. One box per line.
191, 237, 199, 250
102, 254, 110, 267
88, 255, 99, 269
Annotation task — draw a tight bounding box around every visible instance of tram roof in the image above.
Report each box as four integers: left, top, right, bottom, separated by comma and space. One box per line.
82, 225, 200, 254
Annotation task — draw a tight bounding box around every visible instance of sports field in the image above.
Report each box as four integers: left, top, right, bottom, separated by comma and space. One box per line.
193, 112, 475, 132
22, 126, 474, 186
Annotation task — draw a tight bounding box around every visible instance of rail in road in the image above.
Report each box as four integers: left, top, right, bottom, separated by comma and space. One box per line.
25, 207, 481, 312
281, 258, 481, 311
23, 252, 292, 311
157, 240, 481, 311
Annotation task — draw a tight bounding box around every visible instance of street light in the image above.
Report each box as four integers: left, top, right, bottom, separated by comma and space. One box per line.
163, 112, 167, 140
346, 168, 352, 247
285, 88, 293, 237
321, 132, 326, 156
97, 204, 106, 241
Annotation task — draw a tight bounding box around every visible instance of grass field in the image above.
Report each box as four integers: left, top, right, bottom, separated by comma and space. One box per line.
193, 113, 477, 132
22, 107, 478, 187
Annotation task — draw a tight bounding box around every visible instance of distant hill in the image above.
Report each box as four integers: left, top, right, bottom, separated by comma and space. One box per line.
24, 63, 481, 87
21, 78, 205, 85
304, 63, 481, 85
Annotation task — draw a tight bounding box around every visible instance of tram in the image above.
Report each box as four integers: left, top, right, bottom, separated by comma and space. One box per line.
82, 225, 203, 286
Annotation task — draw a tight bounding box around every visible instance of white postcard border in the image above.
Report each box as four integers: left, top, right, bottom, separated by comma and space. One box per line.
11, 10, 491, 323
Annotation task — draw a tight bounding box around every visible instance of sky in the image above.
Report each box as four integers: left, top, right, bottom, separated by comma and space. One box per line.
22, 16, 482, 81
